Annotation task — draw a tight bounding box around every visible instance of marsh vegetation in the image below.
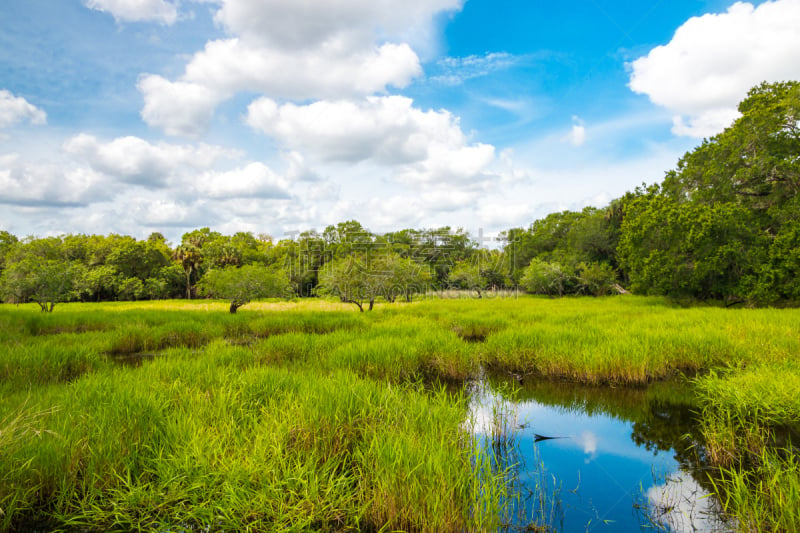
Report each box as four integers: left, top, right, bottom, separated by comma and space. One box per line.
1, 296, 798, 531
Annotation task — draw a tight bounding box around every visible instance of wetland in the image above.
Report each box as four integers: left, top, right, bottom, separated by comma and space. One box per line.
1, 296, 799, 531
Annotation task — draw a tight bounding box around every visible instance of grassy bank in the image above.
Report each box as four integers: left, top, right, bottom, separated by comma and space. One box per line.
1, 295, 799, 531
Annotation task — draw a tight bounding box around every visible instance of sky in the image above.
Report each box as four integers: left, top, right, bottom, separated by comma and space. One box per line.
1, 0, 800, 244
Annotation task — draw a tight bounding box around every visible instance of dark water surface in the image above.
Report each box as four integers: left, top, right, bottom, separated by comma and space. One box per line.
470, 376, 734, 532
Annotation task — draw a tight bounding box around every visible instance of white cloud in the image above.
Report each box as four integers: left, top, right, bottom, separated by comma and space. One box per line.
283, 151, 321, 183
431, 52, 519, 85
212, 0, 462, 51
128, 196, 208, 227
0, 90, 47, 129
395, 143, 495, 185
420, 189, 481, 212
629, 0, 800, 137
580, 431, 598, 456
182, 38, 421, 101
670, 108, 743, 138
0, 163, 109, 207
137, 0, 462, 136
137, 75, 224, 138
246, 95, 496, 184
63, 133, 234, 187
364, 196, 427, 229
0, 153, 19, 167
302, 180, 340, 202
84, 0, 179, 24
566, 117, 586, 147
195, 162, 292, 199
476, 202, 531, 227
647, 471, 732, 532
0, 131, 304, 230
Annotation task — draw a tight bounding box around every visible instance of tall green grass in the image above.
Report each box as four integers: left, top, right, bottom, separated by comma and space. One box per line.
692, 365, 800, 531
1, 296, 800, 531
0, 360, 509, 531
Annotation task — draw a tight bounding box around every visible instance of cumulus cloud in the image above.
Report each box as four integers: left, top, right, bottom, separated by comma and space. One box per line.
0, 162, 109, 207
138, 75, 224, 138
83, 0, 178, 24
137, 0, 462, 136
63, 133, 234, 187
0, 90, 47, 129
395, 143, 495, 185
419, 189, 482, 212
181, 38, 421, 101
194, 162, 292, 199
364, 195, 427, 229
283, 151, 321, 182
476, 202, 532, 227
127, 196, 210, 227
629, 0, 800, 137
212, 0, 462, 51
246, 95, 496, 184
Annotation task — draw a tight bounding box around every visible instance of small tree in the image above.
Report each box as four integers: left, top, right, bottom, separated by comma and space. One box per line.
317, 255, 378, 312
448, 262, 487, 298
117, 277, 145, 301
576, 262, 617, 296
520, 259, 576, 297
143, 277, 169, 300
77, 264, 119, 302
172, 244, 203, 299
0, 258, 83, 311
376, 254, 433, 303
199, 264, 289, 313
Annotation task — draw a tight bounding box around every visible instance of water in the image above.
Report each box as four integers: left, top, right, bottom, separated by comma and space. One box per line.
469, 375, 734, 532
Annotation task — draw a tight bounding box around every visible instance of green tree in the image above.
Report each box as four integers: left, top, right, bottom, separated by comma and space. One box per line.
567, 207, 618, 266
117, 277, 145, 301
576, 262, 618, 297
142, 277, 169, 300
317, 254, 380, 312
200, 264, 290, 313
448, 261, 487, 298
663, 81, 800, 214
78, 264, 119, 302
0, 231, 19, 274
520, 259, 576, 297
750, 214, 800, 302
502, 210, 587, 283
618, 191, 761, 302
172, 244, 203, 299
1, 258, 84, 311
323, 220, 374, 258
375, 253, 434, 303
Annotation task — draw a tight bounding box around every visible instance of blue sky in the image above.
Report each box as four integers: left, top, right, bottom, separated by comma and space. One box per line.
1, 0, 799, 243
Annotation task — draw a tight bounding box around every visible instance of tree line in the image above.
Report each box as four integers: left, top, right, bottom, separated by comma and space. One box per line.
1, 81, 798, 310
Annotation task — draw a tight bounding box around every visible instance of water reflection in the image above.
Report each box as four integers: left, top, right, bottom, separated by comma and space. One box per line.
109, 352, 156, 367
469, 375, 735, 532
646, 471, 732, 532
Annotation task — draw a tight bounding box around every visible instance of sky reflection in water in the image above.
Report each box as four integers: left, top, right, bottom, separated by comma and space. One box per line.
469, 380, 733, 532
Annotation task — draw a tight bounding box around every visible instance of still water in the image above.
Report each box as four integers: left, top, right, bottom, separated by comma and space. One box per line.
469, 376, 734, 532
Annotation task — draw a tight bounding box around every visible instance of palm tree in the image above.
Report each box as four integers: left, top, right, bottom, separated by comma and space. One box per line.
172, 244, 203, 299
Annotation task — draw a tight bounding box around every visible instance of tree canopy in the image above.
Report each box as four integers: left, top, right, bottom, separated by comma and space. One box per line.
2, 83, 799, 308
199, 265, 290, 313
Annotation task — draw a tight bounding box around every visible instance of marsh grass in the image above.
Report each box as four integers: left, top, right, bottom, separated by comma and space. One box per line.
4, 365, 509, 532
0, 303, 507, 531
2, 296, 800, 531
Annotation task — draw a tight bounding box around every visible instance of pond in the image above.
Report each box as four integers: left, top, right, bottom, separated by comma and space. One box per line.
469, 375, 735, 532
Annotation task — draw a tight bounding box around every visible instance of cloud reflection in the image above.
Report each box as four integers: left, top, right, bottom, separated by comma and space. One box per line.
647, 471, 733, 532
578, 430, 598, 462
